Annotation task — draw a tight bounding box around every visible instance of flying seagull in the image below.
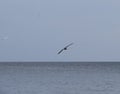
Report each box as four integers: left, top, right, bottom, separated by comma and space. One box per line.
57, 43, 74, 54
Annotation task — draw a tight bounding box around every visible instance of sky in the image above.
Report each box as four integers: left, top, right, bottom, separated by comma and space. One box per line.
0, 0, 120, 61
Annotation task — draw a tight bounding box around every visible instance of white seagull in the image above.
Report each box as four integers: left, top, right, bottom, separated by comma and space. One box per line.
57, 43, 74, 54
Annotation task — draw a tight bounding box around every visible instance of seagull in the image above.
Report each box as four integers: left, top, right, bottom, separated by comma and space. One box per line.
57, 43, 74, 54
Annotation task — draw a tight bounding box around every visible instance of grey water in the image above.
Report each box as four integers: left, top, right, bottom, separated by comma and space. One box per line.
0, 62, 120, 94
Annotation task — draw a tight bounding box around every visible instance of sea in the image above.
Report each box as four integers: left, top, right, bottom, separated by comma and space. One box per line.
0, 62, 120, 94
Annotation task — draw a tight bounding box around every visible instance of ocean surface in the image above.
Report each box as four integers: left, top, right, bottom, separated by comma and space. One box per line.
0, 62, 120, 94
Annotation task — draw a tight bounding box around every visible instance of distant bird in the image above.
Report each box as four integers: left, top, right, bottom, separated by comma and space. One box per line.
57, 43, 74, 54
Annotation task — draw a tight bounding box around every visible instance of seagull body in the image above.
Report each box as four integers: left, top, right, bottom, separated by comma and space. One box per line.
57, 43, 74, 54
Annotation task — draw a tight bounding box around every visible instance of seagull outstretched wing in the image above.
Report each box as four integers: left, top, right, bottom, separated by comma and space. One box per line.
64, 43, 74, 48
57, 49, 64, 54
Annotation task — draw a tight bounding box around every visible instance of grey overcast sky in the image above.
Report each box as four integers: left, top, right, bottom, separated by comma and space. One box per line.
0, 0, 120, 61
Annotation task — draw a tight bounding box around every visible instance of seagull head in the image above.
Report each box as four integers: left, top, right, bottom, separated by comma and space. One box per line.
64, 47, 67, 50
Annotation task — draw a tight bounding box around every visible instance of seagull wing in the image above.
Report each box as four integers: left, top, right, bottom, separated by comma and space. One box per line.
65, 43, 74, 48
57, 49, 64, 54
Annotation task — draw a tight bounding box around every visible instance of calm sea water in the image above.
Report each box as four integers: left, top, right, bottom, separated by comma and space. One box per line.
0, 62, 120, 94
